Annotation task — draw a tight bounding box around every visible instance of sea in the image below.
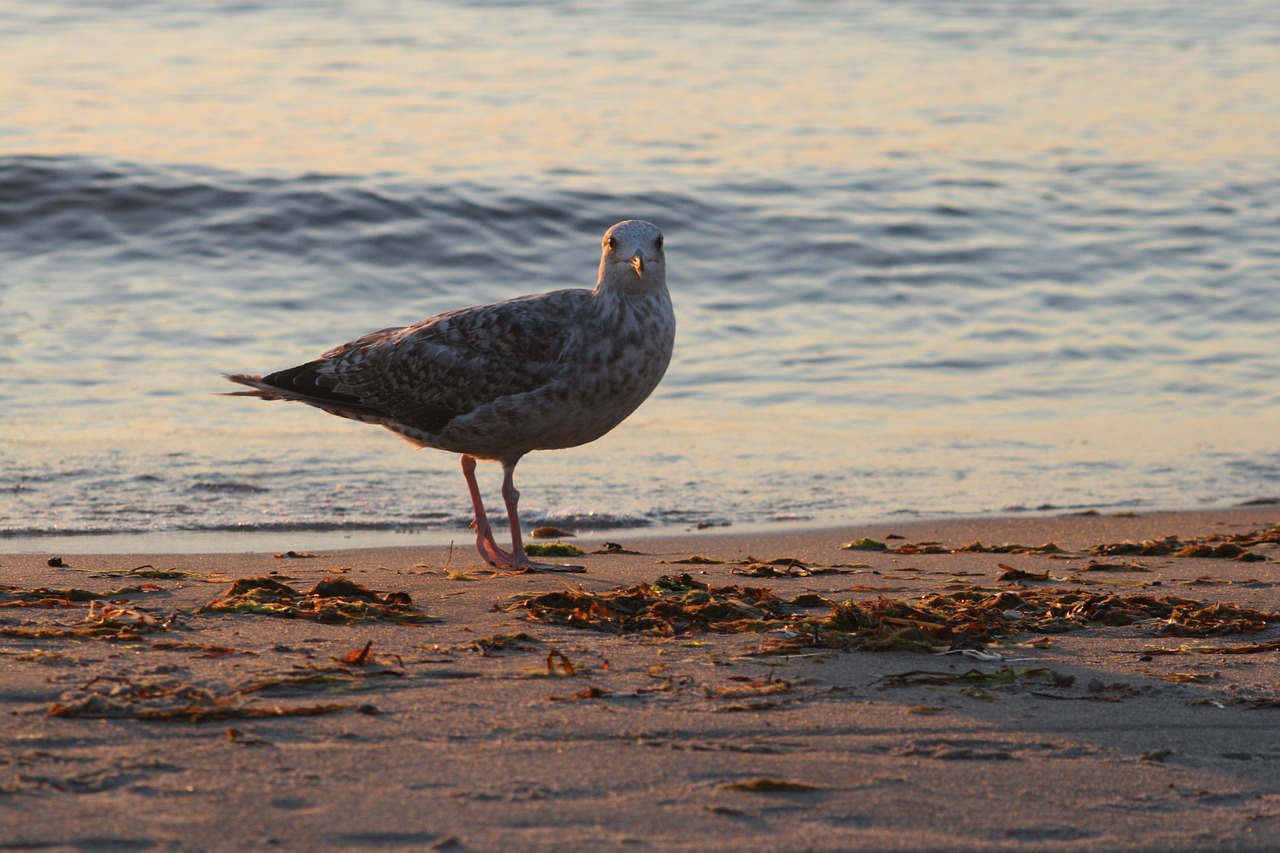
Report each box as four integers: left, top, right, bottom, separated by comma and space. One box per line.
2, 1, 1278, 553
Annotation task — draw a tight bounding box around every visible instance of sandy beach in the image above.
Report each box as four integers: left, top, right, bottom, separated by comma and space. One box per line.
4, 506, 1280, 852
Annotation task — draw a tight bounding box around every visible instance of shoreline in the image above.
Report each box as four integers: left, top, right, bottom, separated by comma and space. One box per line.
3, 504, 1280, 850
7, 500, 1278, 558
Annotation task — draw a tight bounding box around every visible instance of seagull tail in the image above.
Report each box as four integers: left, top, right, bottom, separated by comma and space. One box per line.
220, 373, 287, 400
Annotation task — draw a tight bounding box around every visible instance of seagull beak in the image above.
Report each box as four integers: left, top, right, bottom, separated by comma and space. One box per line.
629, 253, 645, 278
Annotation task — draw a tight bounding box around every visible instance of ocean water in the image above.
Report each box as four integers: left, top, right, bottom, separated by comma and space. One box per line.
2, 1, 1278, 552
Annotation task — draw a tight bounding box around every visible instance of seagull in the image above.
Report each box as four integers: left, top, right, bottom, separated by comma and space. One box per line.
224, 219, 675, 572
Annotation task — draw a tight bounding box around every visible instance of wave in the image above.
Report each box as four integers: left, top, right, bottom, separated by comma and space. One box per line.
0, 155, 720, 278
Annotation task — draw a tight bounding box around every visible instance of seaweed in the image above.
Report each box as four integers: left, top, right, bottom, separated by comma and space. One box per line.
470, 632, 543, 655
723, 778, 825, 793
47, 675, 348, 723
501, 575, 1280, 653
199, 577, 434, 624
524, 542, 585, 557
502, 574, 793, 637
0, 583, 164, 607
730, 558, 855, 578
1090, 529, 1277, 561
0, 601, 174, 640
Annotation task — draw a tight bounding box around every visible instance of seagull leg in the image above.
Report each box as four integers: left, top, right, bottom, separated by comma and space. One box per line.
460, 454, 515, 567
502, 460, 586, 573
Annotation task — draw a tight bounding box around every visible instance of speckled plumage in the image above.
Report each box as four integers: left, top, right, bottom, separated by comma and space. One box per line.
225, 219, 674, 571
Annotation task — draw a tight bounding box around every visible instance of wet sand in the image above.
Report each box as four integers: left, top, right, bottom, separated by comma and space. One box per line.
4, 506, 1280, 852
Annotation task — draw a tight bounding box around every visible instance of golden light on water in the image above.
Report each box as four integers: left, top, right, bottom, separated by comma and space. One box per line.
2, 9, 1275, 179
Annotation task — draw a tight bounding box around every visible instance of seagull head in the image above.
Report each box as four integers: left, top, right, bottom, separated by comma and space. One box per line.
597, 220, 666, 294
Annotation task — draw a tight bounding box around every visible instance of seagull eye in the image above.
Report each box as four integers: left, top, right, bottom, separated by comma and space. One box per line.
606, 235, 617, 251
655, 235, 664, 249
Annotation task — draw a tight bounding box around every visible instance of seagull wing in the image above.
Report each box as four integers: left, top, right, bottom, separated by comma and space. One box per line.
258, 290, 584, 434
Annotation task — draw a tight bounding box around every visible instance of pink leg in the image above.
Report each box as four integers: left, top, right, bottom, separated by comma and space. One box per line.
501, 461, 585, 573
460, 454, 514, 567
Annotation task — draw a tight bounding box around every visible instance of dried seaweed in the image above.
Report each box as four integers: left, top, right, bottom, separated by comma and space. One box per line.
705, 678, 793, 700
0, 601, 174, 640
1091, 529, 1276, 561
0, 583, 164, 607
1140, 641, 1280, 656
502, 575, 1280, 653
1077, 560, 1151, 573
86, 565, 204, 580
840, 538, 888, 552
880, 667, 1075, 689
199, 576, 434, 624
869, 541, 1066, 556
730, 558, 854, 578
470, 633, 543, 655
590, 542, 644, 555
723, 778, 825, 793
996, 566, 1051, 582
235, 661, 404, 695
48, 675, 349, 723
502, 574, 794, 636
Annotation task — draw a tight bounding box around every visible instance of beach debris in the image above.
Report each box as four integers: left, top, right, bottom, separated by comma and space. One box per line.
47, 557, 67, 568
935, 648, 1011, 662
151, 641, 249, 657
523, 541, 584, 558
546, 650, 577, 676
1090, 527, 1278, 561
502, 574, 794, 636
1177, 575, 1267, 586
881, 667, 1076, 690
955, 542, 1064, 555
225, 728, 274, 747
531, 526, 575, 539
48, 675, 350, 723
591, 542, 644, 555
705, 677, 797, 711
547, 686, 612, 701
996, 566, 1051, 582
470, 632, 543, 655
902, 741, 1016, 760
235, 660, 405, 694
859, 540, 1066, 556
338, 641, 375, 665
85, 601, 166, 633
662, 555, 725, 565
722, 778, 825, 793
15, 649, 72, 664
0, 597, 175, 641
1157, 672, 1220, 683
886, 542, 950, 555
730, 558, 855, 578
1139, 640, 1280, 656
502, 575, 1280, 653
199, 576, 434, 624
0, 583, 165, 607
93, 565, 204, 579
840, 538, 887, 552
1076, 561, 1151, 573
273, 551, 317, 559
